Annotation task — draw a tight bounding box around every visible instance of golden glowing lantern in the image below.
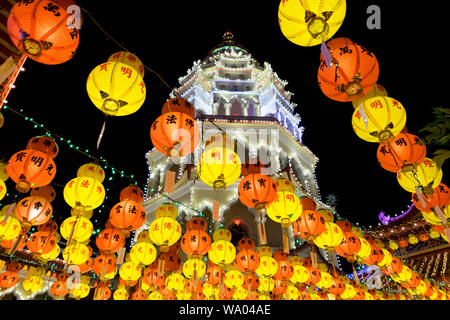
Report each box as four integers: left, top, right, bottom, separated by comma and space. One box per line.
71, 283, 90, 299
113, 286, 129, 300
130, 241, 157, 266
377, 249, 393, 268
148, 217, 182, 252
391, 265, 412, 283
119, 261, 141, 282
197, 147, 241, 190
397, 158, 443, 194
213, 228, 232, 241
165, 272, 185, 292
40, 244, 60, 261
291, 264, 309, 284
288, 255, 303, 266
266, 191, 303, 227
77, 163, 105, 183
232, 286, 247, 300
352, 83, 388, 109
23, 275, 43, 293
388, 240, 399, 251
224, 270, 244, 288
0, 179, 6, 201
182, 258, 206, 279
313, 222, 344, 250
60, 216, 93, 243
355, 237, 371, 260
258, 276, 275, 292
429, 229, 441, 239
86, 60, 146, 116
108, 51, 145, 78
155, 203, 178, 219
255, 255, 278, 278
202, 282, 219, 299
0, 215, 21, 240
408, 234, 419, 245
422, 210, 448, 226
274, 178, 294, 193
278, 0, 346, 47
208, 240, 236, 265
284, 285, 299, 300
63, 177, 105, 211
317, 208, 334, 223
0, 162, 8, 181
62, 242, 90, 265
316, 271, 333, 290
340, 283, 356, 300
352, 96, 407, 143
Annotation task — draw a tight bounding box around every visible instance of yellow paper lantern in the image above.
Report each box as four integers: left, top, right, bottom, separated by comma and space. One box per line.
165, 272, 185, 292
60, 216, 93, 243
224, 270, 244, 288
255, 255, 278, 277
266, 191, 302, 227
71, 283, 90, 299
130, 241, 157, 266
284, 285, 299, 300
352, 226, 363, 237
113, 286, 129, 300
77, 163, 105, 183
103, 268, 117, 280
0, 215, 21, 240
408, 234, 419, 245
393, 265, 412, 283
352, 96, 407, 143
397, 158, 443, 193
86, 61, 146, 116
422, 210, 445, 225
352, 83, 388, 109
0, 179, 6, 201
23, 275, 43, 293
355, 237, 371, 260
288, 255, 303, 266
291, 264, 309, 284
108, 51, 145, 78
63, 177, 105, 211
155, 203, 178, 219
182, 258, 206, 279
62, 243, 90, 265
429, 229, 441, 239
119, 261, 141, 282
0, 162, 8, 181
274, 178, 294, 193
313, 222, 344, 250
40, 244, 60, 261
316, 271, 333, 290
213, 228, 232, 242
208, 240, 236, 265
278, 0, 346, 47
377, 249, 393, 268
232, 286, 247, 300
317, 208, 334, 223
365, 291, 375, 300
414, 280, 428, 296
258, 276, 274, 292
202, 282, 219, 299
197, 147, 241, 190
340, 284, 356, 300
148, 217, 182, 252
147, 291, 164, 300
388, 239, 399, 251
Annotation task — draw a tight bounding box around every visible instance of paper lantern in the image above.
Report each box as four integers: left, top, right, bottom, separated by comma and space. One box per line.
274, 178, 294, 193
120, 185, 144, 203
23, 275, 43, 293
113, 287, 129, 300
94, 285, 112, 300
355, 237, 371, 260
30, 184, 56, 203
182, 258, 206, 279
40, 243, 60, 261
27, 231, 56, 254
142, 264, 164, 288
70, 282, 90, 299
165, 272, 185, 292
7, 0, 81, 64
0, 162, 9, 181
150, 111, 200, 157
293, 209, 326, 240
77, 163, 105, 183
50, 281, 68, 297
273, 259, 294, 281
108, 51, 144, 78
397, 158, 443, 193
62, 242, 89, 265
0, 215, 21, 241
208, 240, 236, 265
363, 244, 384, 265
155, 203, 178, 220
60, 216, 93, 243
305, 267, 321, 285
213, 228, 232, 241
148, 217, 182, 252
1, 231, 27, 250
180, 229, 211, 256
278, 0, 346, 47
6, 150, 56, 193
205, 264, 224, 285
266, 191, 302, 227
238, 173, 277, 210
318, 38, 379, 102
96, 228, 125, 253
186, 216, 208, 232
26, 136, 59, 159
15, 196, 52, 230
158, 251, 182, 272
39, 219, 59, 234
130, 241, 157, 266
382, 257, 403, 276
119, 261, 141, 282
313, 222, 344, 250
377, 133, 426, 173
351, 83, 388, 109
340, 284, 356, 300
0, 112, 3, 129
63, 177, 105, 211
255, 255, 278, 277
377, 249, 393, 268
335, 232, 361, 258
197, 147, 241, 189
352, 96, 407, 143
258, 276, 274, 292
335, 219, 352, 232
92, 254, 116, 275
161, 97, 195, 118
413, 183, 450, 213
0, 180, 5, 201
109, 200, 146, 236
408, 234, 419, 245
329, 277, 346, 296
234, 248, 260, 273
388, 239, 399, 251
316, 271, 333, 290
0, 271, 19, 289
237, 237, 256, 251
86, 61, 146, 116
290, 264, 309, 284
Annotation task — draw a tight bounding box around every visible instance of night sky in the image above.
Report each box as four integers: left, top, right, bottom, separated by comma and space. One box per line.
1, 0, 448, 233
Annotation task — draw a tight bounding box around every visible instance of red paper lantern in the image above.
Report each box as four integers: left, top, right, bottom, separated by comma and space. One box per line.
0, 271, 19, 289
335, 220, 352, 232
180, 229, 211, 256
329, 277, 346, 296
92, 254, 117, 275
95, 228, 125, 254
363, 244, 384, 265
109, 200, 146, 236
398, 238, 409, 248
293, 210, 326, 241
305, 267, 321, 285
1, 232, 27, 250
131, 289, 146, 300
300, 196, 316, 211
161, 97, 195, 118
205, 265, 224, 285
6, 150, 56, 193
412, 183, 450, 213
26, 231, 56, 254
243, 273, 260, 291
238, 173, 277, 210
78, 258, 93, 273
237, 237, 256, 251
273, 249, 289, 262
335, 232, 361, 258
234, 249, 260, 273
381, 257, 403, 276
150, 111, 200, 157
273, 259, 294, 281
30, 184, 56, 202
158, 252, 181, 272
37, 219, 58, 233
363, 233, 375, 244
185, 217, 208, 232
142, 264, 165, 287
272, 279, 287, 295
7, 0, 81, 65
50, 280, 68, 297
26, 136, 59, 159
119, 185, 144, 204
318, 37, 379, 102
377, 133, 427, 173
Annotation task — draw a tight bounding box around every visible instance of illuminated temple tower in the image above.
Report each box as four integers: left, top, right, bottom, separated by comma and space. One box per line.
138, 32, 338, 266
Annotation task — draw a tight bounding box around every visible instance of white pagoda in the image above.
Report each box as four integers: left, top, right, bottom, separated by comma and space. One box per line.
138, 32, 336, 261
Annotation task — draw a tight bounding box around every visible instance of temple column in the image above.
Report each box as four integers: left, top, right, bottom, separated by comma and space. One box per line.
224, 102, 232, 116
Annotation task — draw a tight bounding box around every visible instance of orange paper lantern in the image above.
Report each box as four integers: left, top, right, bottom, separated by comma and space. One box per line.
161, 97, 195, 118
26, 136, 59, 159
238, 174, 277, 210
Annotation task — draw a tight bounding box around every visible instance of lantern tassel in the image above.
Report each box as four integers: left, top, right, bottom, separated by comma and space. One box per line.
257, 210, 267, 245
96, 118, 107, 150
282, 227, 289, 254
352, 263, 360, 284
310, 243, 318, 269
